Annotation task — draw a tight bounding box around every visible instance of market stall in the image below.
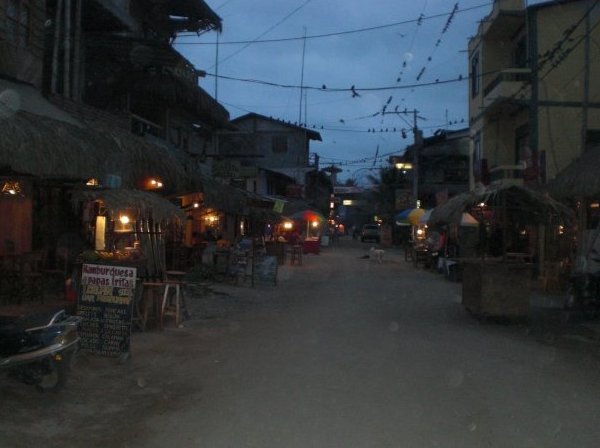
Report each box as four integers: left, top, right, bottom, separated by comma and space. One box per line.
429, 185, 573, 317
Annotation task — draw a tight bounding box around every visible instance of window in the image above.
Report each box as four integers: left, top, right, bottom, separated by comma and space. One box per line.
515, 125, 530, 165
586, 130, 600, 149
470, 52, 480, 97
272, 135, 288, 153
514, 36, 527, 68
472, 132, 483, 181
5, 0, 30, 47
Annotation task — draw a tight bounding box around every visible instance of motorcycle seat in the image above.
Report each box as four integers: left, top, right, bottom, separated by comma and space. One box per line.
0, 309, 65, 335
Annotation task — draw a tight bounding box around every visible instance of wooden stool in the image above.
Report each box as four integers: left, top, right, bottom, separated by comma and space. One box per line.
138, 281, 164, 331
290, 244, 303, 265
161, 281, 186, 329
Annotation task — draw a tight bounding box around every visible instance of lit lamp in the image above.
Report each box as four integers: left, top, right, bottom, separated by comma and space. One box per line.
146, 178, 164, 190
95, 216, 106, 250
395, 162, 413, 170
1, 180, 21, 195
283, 221, 293, 230
115, 213, 134, 232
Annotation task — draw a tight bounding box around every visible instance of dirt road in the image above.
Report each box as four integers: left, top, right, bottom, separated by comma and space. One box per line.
2, 238, 600, 447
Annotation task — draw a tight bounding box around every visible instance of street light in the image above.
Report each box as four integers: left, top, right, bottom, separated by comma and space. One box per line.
394, 162, 413, 171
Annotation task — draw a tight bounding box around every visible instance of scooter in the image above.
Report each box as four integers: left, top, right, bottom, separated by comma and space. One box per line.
0, 309, 80, 392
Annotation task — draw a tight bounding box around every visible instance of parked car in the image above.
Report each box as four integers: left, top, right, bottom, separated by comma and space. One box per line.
360, 224, 380, 243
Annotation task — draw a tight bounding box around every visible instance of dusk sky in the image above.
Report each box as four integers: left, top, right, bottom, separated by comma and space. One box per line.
174, 1, 546, 183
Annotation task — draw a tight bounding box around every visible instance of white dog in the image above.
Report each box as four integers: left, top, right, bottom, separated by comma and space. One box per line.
370, 247, 385, 264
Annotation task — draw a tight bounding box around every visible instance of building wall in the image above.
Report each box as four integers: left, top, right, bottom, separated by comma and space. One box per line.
0, 0, 46, 87
233, 117, 310, 169
469, 0, 600, 186
534, 0, 600, 180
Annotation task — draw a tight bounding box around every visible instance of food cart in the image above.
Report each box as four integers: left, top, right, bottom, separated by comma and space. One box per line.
429, 185, 573, 318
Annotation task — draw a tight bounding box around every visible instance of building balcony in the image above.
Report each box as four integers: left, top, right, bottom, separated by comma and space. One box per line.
85, 0, 137, 33
483, 68, 531, 111
489, 164, 525, 187
480, 0, 525, 40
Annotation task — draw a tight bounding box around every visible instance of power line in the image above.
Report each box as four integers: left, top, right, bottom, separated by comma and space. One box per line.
205, 70, 471, 92
210, 0, 313, 69
173, 2, 492, 45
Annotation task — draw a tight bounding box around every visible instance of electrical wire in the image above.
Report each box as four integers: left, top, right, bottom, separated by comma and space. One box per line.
210, 0, 313, 69
173, 2, 492, 45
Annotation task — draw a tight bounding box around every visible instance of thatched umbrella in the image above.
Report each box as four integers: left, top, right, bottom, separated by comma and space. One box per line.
430, 185, 573, 227
71, 188, 185, 224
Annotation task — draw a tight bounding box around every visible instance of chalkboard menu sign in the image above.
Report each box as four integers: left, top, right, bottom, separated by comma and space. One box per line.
253, 255, 278, 286
78, 263, 137, 357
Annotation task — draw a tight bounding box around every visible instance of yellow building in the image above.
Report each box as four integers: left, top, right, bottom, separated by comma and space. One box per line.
468, 0, 600, 188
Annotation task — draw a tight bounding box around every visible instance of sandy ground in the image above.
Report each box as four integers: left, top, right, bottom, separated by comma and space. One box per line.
2, 238, 600, 447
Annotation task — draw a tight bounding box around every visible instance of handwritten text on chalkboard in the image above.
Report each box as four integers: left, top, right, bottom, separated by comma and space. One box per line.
78, 263, 137, 357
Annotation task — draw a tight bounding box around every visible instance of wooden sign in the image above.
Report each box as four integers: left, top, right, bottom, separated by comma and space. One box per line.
253, 255, 278, 286
78, 263, 137, 357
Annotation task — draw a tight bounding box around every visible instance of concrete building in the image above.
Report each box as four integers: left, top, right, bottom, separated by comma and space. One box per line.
468, 0, 600, 188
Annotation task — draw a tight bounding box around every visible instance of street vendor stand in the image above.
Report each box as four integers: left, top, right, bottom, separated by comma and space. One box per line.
429, 185, 573, 318
303, 237, 320, 255
461, 258, 534, 317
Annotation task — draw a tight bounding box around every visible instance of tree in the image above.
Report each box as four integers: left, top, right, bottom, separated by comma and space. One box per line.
367, 166, 409, 224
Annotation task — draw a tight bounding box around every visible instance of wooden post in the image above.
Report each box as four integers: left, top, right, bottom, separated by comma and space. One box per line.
72, 0, 82, 100
51, 0, 63, 94
63, 0, 72, 98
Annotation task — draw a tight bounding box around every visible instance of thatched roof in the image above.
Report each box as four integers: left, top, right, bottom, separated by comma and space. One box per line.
0, 111, 187, 190
545, 148, 600, 199
1, 111, 110, 181
429, 185, 574, 226
71, 188, 185, 224
85, 119, 188, 191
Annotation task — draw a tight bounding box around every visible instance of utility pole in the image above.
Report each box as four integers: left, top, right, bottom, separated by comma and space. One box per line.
381, 108, 424, 207
412, 109, 420, 207
299, 27, 307, 124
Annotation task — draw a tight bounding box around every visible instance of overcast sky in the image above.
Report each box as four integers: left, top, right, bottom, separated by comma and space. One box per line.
174, 0, 544, 183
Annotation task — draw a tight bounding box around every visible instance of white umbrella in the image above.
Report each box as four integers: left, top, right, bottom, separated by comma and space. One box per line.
460, 212, 479, 227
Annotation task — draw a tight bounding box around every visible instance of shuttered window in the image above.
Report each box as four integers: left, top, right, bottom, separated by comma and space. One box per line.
272, 135, 288, 153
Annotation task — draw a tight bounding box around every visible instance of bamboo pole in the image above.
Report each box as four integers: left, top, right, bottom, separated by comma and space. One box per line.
51, 0, 63, 94
63, 0, 72, 98
72, 0, 82, 100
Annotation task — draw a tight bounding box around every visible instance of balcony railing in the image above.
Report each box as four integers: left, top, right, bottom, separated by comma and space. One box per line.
483, 68, 531, 109
489, 164, 525, 187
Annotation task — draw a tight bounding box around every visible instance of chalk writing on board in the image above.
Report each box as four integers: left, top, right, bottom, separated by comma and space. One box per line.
253, 255, 278, 286
78, 263, 137, 357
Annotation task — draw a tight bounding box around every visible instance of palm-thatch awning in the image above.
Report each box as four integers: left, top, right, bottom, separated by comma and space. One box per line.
71, 188, 185, 224
545, 147, 600, 199
1, 110, 111, 181
0, 110, 187, 190
429, 185, 573, 226
85, 119, 188, 191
